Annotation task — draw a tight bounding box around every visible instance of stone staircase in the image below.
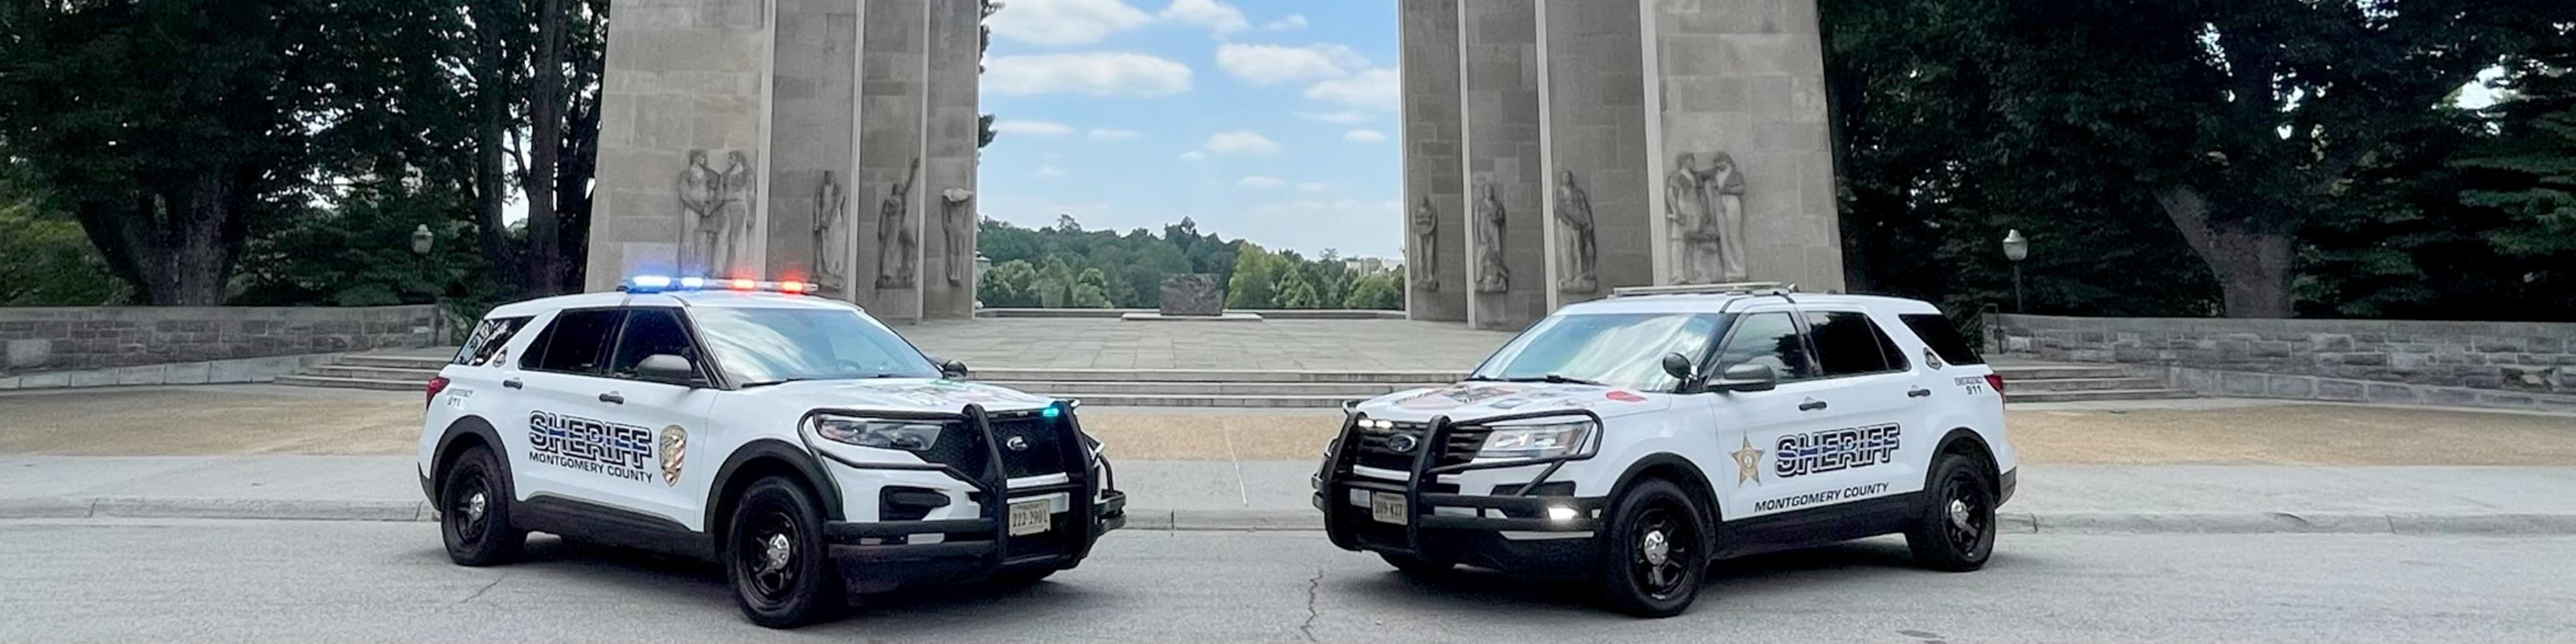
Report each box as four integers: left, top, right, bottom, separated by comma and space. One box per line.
277, 352, 2189, 406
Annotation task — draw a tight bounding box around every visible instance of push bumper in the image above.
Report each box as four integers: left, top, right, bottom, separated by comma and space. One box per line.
801, 404, 1128, 591
1315, 409, 1607, 578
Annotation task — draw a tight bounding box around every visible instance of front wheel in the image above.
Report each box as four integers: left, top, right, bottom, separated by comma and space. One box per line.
725, 477, 842, 628
1594, 478, 1709, 618
1905, 453, 1998, 572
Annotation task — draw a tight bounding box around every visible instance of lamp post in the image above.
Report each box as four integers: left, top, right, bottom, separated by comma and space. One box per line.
411, 224, 435, 255
972, 253, 992, 310
2001, 229, 2029, 312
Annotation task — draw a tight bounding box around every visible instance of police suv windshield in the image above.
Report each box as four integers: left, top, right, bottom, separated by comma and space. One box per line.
690, 307, 941, 385
1468, 312, 1729, 391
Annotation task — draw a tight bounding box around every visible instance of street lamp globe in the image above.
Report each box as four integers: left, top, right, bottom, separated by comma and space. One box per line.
411, 224, 435, 255
2001, 229, 2028, 263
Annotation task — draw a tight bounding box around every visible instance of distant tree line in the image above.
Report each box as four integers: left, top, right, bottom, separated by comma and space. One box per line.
976, 216, 1405, 310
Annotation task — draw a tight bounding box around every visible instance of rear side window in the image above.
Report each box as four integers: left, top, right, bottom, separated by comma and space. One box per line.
1806, 311, 1903, 376
454, 316, 532, 366
522, 309, 627, 375
1900, 313, 1986, 366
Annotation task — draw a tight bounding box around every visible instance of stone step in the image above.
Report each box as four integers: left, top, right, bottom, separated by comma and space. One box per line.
2003, 377, 2168, 393
967, 368, 1468, 384
986, 381, 1437, 397
2007, 388, 2197, 403
303, 365, 444, 382
272, 375, 430, 392
337, 354, 452, 370
1992, 364, 2131, 380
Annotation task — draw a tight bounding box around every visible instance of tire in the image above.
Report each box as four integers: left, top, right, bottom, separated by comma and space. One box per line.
1378, 552, 1453, 576
724, 477, 842, 628
439, 445, 526, 566
1905, 452, 1998, 573
1594, 478, 1709, 618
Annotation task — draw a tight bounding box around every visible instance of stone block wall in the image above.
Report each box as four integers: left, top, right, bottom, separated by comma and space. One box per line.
0, 306, 440, 375
1401, 0, 1468, 323
1994, 314, 2576, 409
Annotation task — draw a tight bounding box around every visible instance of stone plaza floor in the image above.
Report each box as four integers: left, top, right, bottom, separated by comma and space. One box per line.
897, 318, 1522, 371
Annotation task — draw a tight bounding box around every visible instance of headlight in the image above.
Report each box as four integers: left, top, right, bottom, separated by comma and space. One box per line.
811, 415, 948, 451
1475, 420, 1597, 460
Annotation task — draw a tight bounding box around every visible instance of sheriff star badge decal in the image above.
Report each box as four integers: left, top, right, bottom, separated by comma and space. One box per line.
1731, 435, 1763, 486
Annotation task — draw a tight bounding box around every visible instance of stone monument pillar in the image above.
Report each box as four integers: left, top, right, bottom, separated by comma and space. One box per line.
1459, 0, 1548, 332
587, 0, 980, 321
1400, 0, 1468, 323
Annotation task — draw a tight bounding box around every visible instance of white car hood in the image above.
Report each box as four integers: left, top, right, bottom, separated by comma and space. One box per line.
1350, 381, 1670, 423
741, 378, 1058, 415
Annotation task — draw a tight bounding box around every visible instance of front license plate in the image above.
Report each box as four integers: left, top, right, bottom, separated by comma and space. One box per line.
1008, 498, 1052, 536
1369, 492, 1408, 525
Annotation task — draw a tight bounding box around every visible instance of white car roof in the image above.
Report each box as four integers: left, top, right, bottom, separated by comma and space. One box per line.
483, 289, 864, 318
1553, 292, 1946, 316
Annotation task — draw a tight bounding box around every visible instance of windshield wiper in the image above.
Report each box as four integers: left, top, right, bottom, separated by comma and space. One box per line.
738, 377, 814, 388
1479, 374, 1609, 386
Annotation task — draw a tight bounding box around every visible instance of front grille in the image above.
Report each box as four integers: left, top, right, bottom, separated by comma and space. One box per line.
990, 416, 1068, 478
919, 422, 988, 475
1350, 422, 1490, 471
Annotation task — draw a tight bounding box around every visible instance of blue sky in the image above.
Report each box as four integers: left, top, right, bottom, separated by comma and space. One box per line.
979, 0, 1401, 259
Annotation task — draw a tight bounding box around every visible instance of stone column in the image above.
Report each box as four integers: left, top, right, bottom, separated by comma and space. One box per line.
855, 0, 929, 322
586, 0, 772, 290
763, 0, 860, 292
1539, 0, 1651, 308
1459, 0, 1548, 332
1645, 0, 1845, 291
1401, 0, 1467, 323
918, 0, 981, 319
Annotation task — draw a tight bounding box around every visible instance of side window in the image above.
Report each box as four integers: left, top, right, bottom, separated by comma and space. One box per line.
1806, 310, 1897, 377
453, 316, 532, 366
1900, 313, 1987, 365
1712, 312, 1815, 380
524, 309, 625, 375
608, 308, 697, 379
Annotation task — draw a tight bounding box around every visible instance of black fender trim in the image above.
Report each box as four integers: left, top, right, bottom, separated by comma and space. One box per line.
428, 415, 510, 506
1605, 453, 1723, 550
706, 439, 847, 527
1930, 428, 2002, 497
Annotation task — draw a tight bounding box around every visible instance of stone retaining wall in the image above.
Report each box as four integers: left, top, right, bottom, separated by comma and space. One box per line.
1992, 314, 2576, 410
0, 306, 440, 375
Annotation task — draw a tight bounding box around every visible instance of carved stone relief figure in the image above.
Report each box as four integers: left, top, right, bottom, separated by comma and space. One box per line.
875, 158, 920, 289
676, 151, 724, 276
1472, 176, 1509, 294
1409, 197, 1440, 292
1664, 151, 1749, 283
1705, 153, 1749, 282
718, 151, 757, 276
942, 188, 975, 286
1553, 171, 1598, 293
813, 171, 848, 291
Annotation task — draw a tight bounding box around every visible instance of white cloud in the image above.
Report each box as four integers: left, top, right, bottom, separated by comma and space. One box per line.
986, 53, 1193, 97
1343, 129, 1388, 144
1298, 182, 1331, 193
1237, 175, 1287, 189
1036, 166, 1068, 178
992, 120, 1075, 136
988, 0, 1153, 46
1264, 14, 1308, 30
1215, 43, 1368, 85
1086, 128, 1142, 141
1295, 110, 1371, 124
1202, 130, 1280, 155
1304, 68, 1399, 111
1178, 151, 1207, 161
1159, 0, 1248, 34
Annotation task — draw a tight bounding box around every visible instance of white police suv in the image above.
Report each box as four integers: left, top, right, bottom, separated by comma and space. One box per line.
417, 276, 1125, 627
1315, 283, 2015, 617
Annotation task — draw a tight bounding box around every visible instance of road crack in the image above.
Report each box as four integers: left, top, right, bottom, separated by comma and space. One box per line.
453, 572, 506, 607
1297, 566, 1323, 642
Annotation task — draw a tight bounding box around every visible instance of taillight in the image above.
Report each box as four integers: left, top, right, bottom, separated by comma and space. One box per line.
1985, 374, 2007, 402
426, 375, 451, 408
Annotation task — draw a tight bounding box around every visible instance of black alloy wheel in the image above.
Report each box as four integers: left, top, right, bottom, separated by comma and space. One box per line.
725, 477, 840, 628
1906, 452, 1998, 572
1595, 478, 1708, 618
439, 446, 524, 566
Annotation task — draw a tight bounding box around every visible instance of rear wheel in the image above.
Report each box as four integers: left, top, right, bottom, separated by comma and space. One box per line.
1593, 478, 1708, 618
439, 446, 524, 566
725, 477, 841, 628
1378, 552, 1453, 576
1905, 452, 1998, 572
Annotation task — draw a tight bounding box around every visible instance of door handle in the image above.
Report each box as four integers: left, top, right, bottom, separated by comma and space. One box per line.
1797, 399, 1828, 412
598, 392, 625, 404
1908, 386, 1933, 398
503, 378, 523, 390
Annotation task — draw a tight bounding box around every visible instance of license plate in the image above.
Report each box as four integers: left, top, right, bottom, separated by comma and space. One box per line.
1369, 492, 1408, 525
1008, 498, 1052, 536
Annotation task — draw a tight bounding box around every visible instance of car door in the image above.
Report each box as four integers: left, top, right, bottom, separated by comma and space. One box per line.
595, 306, 720, 524
1788, 308, 1918, 504
506, 307, 638, 509
1701, 306, 1835, 520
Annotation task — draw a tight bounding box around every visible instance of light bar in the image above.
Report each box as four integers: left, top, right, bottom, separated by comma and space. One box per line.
622, 275, 819, 296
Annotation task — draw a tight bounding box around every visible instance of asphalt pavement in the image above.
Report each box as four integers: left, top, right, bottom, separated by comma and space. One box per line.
3, 518, 2573, 643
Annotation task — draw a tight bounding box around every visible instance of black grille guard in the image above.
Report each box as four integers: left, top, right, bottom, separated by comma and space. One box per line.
1320, 408, 1608, 554
797, 404, 1122, 567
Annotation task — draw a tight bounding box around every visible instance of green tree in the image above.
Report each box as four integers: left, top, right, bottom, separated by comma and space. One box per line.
1342, 272, 1404, 310
977, 259, 1039, 307
1070, 267, 1114, 308
1226, 243, 1288, 308
0, 178, 127, 306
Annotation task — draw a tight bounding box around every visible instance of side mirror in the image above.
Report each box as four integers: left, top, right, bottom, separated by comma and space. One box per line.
938, 359, 971, 379
1714, 363, 1778, 392
635, 354, 701, 386
1662, 353, 1704, 394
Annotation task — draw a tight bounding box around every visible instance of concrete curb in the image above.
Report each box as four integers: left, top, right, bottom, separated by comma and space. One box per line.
10, 499, 2576, 536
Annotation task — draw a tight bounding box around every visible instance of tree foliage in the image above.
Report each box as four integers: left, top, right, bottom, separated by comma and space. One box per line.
973, 217, 1399, 310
